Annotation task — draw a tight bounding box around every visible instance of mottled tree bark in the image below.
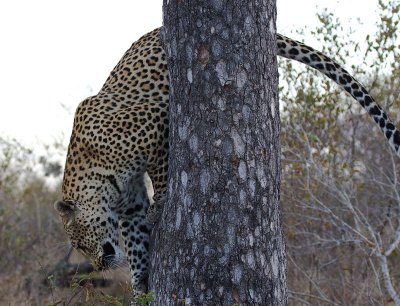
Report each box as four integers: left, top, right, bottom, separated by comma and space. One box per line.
149, 0, 287, 305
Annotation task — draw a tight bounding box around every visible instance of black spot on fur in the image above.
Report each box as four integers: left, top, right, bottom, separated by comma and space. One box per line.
353, 91, 363, 98
370, 106, 381, 116
310, 54, 321, 62
125, 208, 135, 215
325, 63, 335, 71
364, 96, 372, 107
386, 123, 395, 131
343, 74, 352, 83
139, 225, 149, 233
277, 42, 286, 49
289, 48, 299, 56
394, 130, 400, 145
105, 175, 121, 194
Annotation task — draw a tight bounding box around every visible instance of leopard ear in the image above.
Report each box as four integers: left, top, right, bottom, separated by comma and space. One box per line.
54, 200, 76, 226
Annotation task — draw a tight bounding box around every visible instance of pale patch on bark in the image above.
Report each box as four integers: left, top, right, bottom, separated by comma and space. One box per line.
216, 60, 229, 85
187, 68, 193, 83
231, 128, 245, 156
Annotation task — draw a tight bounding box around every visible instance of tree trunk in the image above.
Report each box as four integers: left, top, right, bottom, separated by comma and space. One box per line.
149, 1, 287, 305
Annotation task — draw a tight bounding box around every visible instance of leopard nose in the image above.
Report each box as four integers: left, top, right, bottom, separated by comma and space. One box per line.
102, 242, 115, 256
101, 242, 116, 269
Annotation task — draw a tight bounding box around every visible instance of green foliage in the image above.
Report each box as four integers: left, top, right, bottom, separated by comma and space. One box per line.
136, 291, 156, 306
71, 272, 97, 289
70, 275, 126, 306
46, 271, 132, 306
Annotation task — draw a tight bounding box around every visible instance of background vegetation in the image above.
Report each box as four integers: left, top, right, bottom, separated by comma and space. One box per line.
0, 1, 398, 305
280, 0, 400, 304
0, 138, 132, 305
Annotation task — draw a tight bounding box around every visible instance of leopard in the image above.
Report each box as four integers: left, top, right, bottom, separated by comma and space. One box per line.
54, 27, 400, 299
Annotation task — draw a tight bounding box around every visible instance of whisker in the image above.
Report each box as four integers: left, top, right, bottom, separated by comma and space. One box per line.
113, 262, 128, 270
46, 241, 72, 253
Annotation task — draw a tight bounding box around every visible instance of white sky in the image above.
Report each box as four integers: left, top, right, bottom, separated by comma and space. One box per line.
0, 0, 379, 149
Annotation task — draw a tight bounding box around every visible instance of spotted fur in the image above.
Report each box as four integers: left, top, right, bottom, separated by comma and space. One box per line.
55, 28, 400, 298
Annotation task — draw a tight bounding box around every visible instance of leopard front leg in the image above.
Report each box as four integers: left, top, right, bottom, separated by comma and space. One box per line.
117, 176, 152, 300
147, 146, 168, 224
146, 179, 166, 224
